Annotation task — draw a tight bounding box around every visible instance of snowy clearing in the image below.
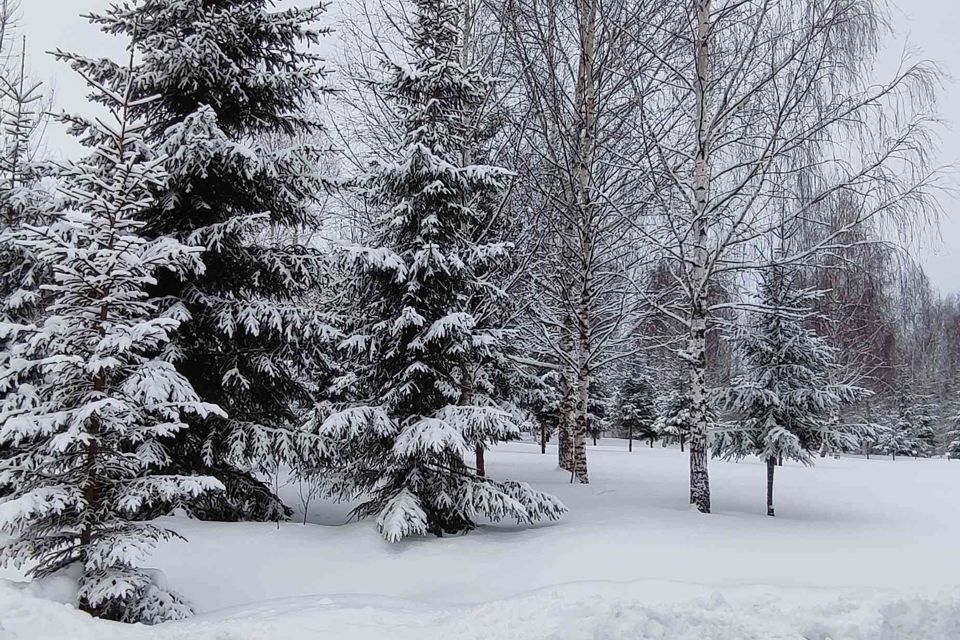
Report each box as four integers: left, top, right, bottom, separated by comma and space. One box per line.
3, 439, 959, 638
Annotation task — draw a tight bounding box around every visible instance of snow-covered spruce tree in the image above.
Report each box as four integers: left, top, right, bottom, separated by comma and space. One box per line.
876, 399, 935, 460
315, 0, 565, 542
0, 40, 49, 338
586, 379, 613, 446
58, 1, 339, 520
0, 57, 223, 623
0, 39, 52, 497
715, 265, 868, 516
875, 422, 909, 461
653, 388, 702, 452
615, 373, 657, 451
899, 399, 936, 457
947, 418, 960, 460
513, 366, 562, 454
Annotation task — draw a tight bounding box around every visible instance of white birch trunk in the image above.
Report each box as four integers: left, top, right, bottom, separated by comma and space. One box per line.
567, 0, 598, 484
687, 0, 713, 513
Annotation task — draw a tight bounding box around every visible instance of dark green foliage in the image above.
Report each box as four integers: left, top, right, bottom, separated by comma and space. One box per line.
877, 397, 937, 459
56, 0, 338, 520
315, 0, 565, 542
615, 374, 658, 444
715, 266, 869, 465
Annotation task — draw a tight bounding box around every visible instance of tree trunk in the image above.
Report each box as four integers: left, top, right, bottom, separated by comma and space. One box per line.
649, 437, 654, 448
766, 456, 776, 517
78, 433, 100, 614
541, 422, 547, 454
459, 362, 483, 475
560, 0, 597, 486
571, 377, 590, 483
475, 444, 486, 476
686, 0, 713, 515
79, 304, 110, 616
558, 365, 575, 471
628, 425, 633, 452
459, 0, 487, 480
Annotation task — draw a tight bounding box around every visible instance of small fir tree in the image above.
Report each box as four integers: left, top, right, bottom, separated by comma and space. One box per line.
653, 389, 699, 451
514, 366, 562, 454
947, 417, 960, 460
587, 380, 613, 446
0, 38, 51, 486
854, 399, 883, 459
0, 36, 47, 225
902, 399, 936, 457
877, 398, 936, 460
874, 423, 905, 461
615, 373, 657, 451
0, 37, 49, 340
315, 0, 565, 542
0, 57, 222, 623
715, 265, 868, 516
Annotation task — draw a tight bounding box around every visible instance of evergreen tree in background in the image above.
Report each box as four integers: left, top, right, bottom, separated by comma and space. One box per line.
0, 37, 49, 342
875, 420, 913, 461
902, 397, 937, 457
57, 0, 339, 520
653, 388, 697, 451
314, 0, 565, 542
0, 37, 52, 495
587, 380, 613, 446
876, 398, 936, 460
0, 61, 222, 623
947, 416, 960, 460
715, 265, 868, 516
614, 372, 657, 451
514, 367, 562, 454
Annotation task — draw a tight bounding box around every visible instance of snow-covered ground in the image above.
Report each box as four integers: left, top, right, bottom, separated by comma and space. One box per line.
3, 440, 959, 638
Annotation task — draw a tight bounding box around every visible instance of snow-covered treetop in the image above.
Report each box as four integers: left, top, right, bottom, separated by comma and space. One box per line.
64, 0, 330, 136
715, 264, 870, 463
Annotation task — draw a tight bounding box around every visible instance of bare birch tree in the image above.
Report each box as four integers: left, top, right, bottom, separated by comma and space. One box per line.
628, 0, 941, 512
494, 0, 661, 482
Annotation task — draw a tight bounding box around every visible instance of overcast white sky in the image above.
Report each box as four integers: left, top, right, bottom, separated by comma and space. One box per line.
16, 0, 960, 293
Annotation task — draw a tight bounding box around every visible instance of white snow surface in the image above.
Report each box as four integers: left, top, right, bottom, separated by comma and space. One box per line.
2, 440, 959, 638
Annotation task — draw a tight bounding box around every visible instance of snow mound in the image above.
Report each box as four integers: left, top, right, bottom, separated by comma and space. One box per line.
2, 578, 959, 640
